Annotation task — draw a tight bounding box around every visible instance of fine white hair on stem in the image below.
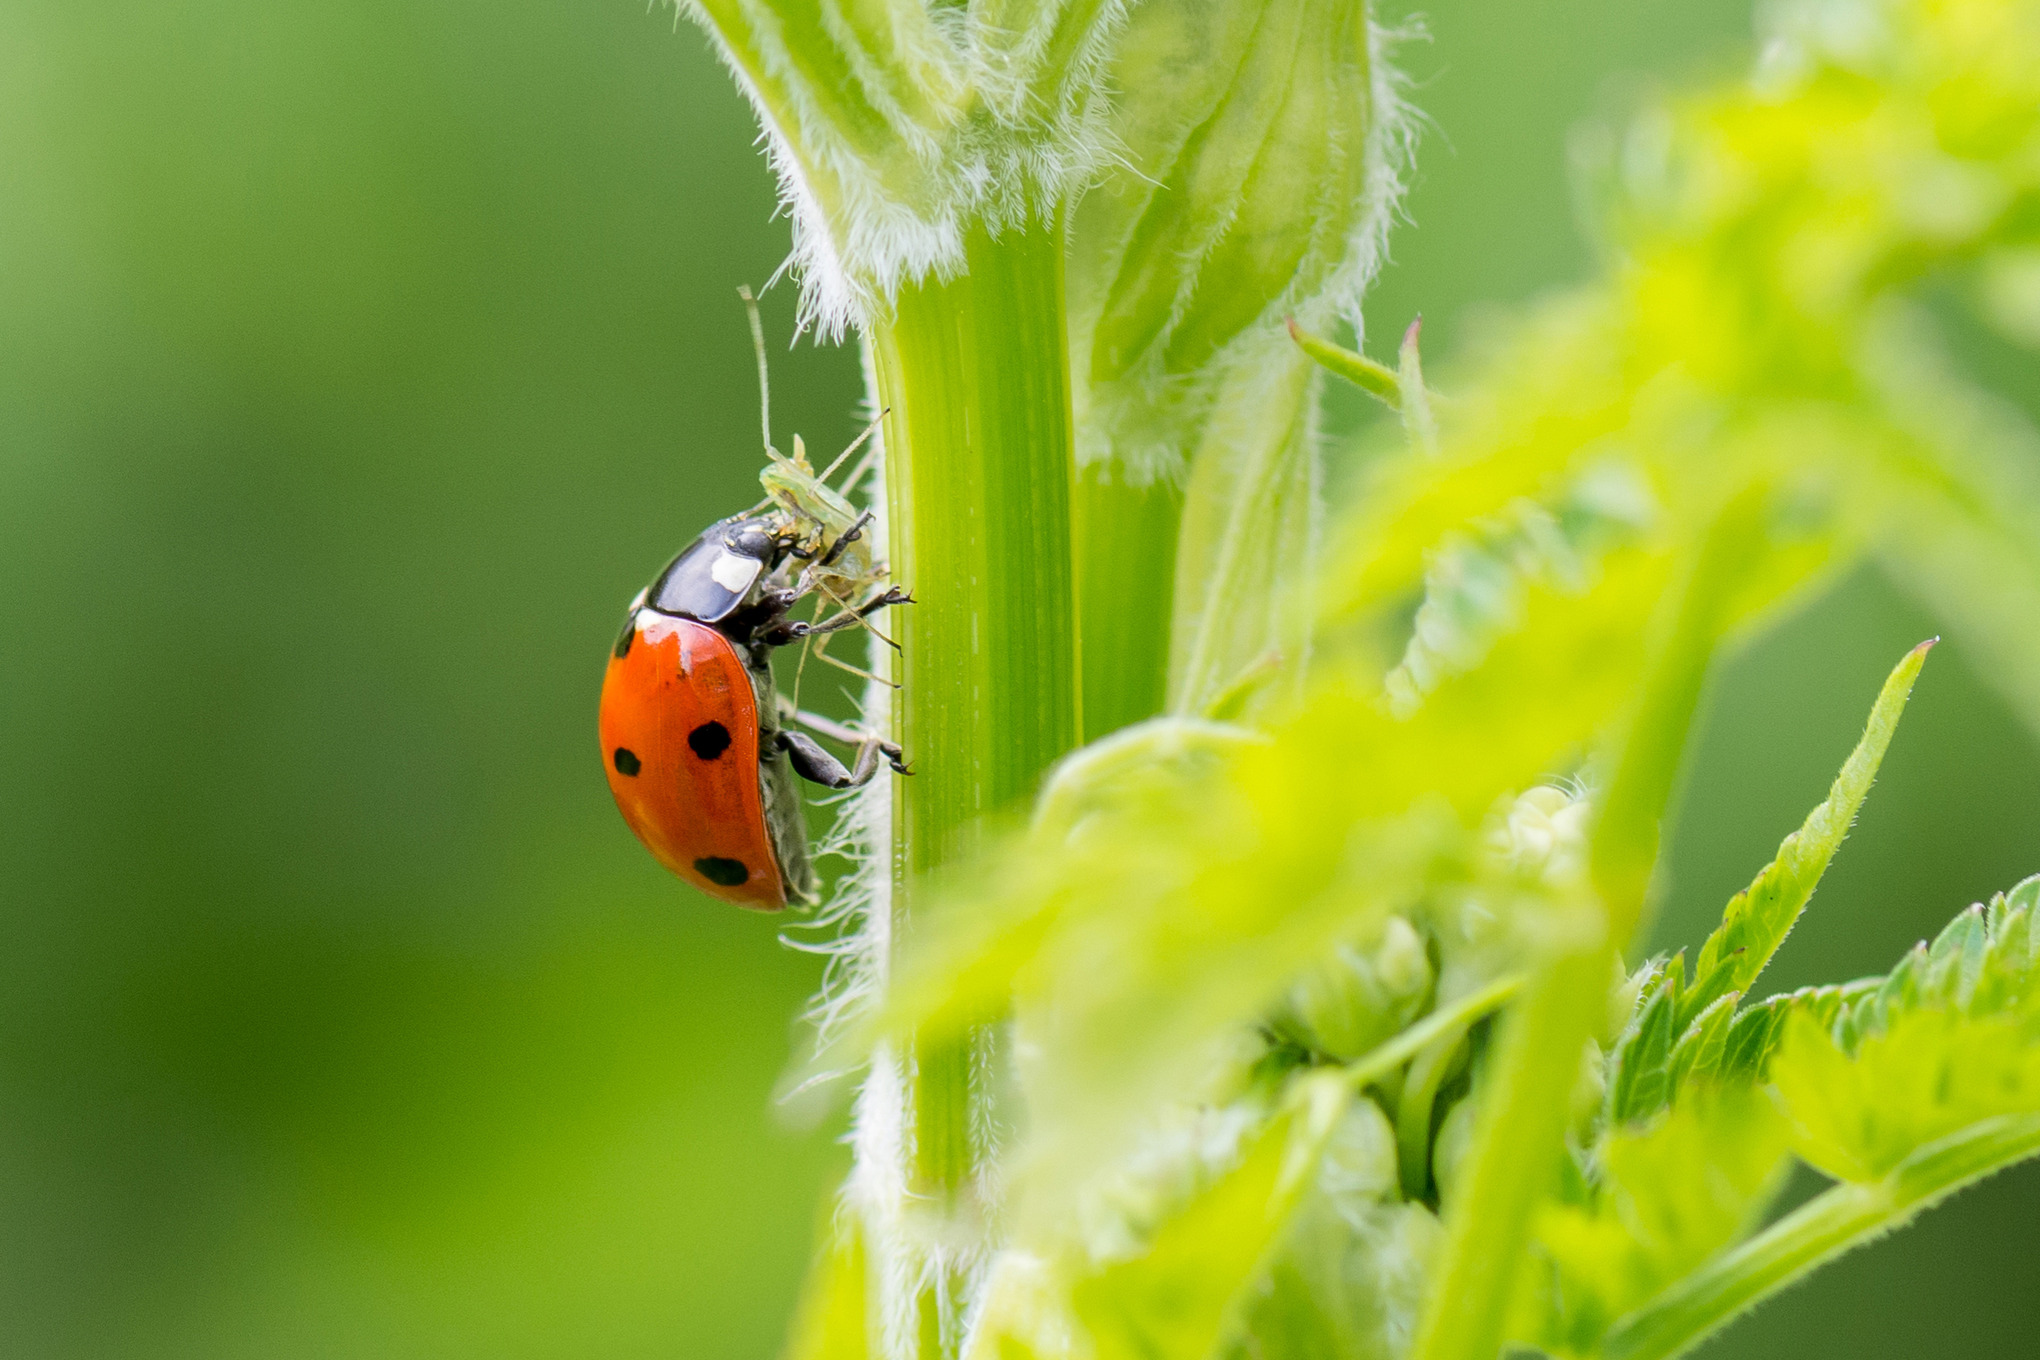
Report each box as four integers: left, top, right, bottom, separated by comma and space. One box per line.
669, 0, 1134, 337
1068, 12, 1425, 489
776, 358, 896, 1105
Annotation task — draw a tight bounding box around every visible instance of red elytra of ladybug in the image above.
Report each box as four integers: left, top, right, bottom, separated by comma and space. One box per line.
600, 292, 910, 910
598, 512, 910, 910
599, 610, 790, 908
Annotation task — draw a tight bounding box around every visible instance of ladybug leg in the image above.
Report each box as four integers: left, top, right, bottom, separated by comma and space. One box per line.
856, 584, 914, 616
817, 509, 874, 568
796, 583, 912, 646
760, 585, 910, 650
780, 706, 911, 776
779, 731, 854, 787
778, 730, 906, 788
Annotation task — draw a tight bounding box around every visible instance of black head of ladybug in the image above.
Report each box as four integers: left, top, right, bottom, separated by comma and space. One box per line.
645, 514, 789, 625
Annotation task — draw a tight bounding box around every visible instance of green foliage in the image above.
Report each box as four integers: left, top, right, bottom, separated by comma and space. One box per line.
1770, 875, 2040, 1181
690, 0, 2040, 1354
1517, 1087, 1792, 1358
1507, 868, 2040, 1360
1590, 874, 2040, 1360
1070, 1076, 1350, 1360
1602, 640, 1932, 1123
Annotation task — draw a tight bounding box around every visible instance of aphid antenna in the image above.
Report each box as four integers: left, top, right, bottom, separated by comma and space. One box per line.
737, 284, 778, 459
816, 409, 888, 488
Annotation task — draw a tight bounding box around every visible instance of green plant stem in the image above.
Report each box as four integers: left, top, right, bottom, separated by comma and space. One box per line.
1341, 975, 1523, 1092
1412, 493, 1772, 1360
1076, 464, 1181, 740
1287, 317, 1401, 406
1602, 1114, 2040, 1360
869, 218, 1082, 1208
1410, 945, 1612, 1360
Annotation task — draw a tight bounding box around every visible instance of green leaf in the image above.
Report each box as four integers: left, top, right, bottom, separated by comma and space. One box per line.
1679, 640, 1935, 1027
1606, 961, 1683, 1124
782, 1204, 870, 1360
1226, 1095, 1441, 1360
1664, 991, 1739, 1094
1070, 1074, 1349, 1360
1601, 640, 1932, 1125
1602, 1112, 2040, 1360
1594, 880, 2040, 1360
1517, 1086, 1791, 1358
1287, 316, 1401, 407
1233, 1199, 1441, 1360
1073, 0, 1393, 392
1168, 351, 1324, 717
1772, 996, 2040, 1182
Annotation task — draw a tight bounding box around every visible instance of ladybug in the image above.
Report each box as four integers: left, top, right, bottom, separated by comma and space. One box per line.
599, 512, 910, 909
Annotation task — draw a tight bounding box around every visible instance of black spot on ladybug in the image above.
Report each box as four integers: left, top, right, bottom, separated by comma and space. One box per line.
694, 856, 749, 887
688, 721, 733, 760
612, 747, 641, 776
613, 617, 635, 659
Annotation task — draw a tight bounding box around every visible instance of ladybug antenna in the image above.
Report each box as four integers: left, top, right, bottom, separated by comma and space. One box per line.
738, 285, 778, 460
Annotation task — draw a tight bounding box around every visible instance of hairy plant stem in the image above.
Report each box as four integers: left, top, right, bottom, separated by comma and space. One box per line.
1602, 1114, 2040, 1360
868, 217, 1081, 1353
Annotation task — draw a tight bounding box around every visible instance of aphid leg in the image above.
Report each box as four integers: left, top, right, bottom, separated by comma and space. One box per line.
831, 418, 888, 498
816, 649, 900, 688
857, 584, 914, 616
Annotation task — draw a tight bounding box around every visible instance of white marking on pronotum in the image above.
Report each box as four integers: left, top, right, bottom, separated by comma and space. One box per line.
711, 550, 763, 594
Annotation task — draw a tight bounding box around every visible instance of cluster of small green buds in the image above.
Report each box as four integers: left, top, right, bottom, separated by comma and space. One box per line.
1078, 1098, 1265, 1260
1487, 785, 1593, 887
1275, 915, 1434, 1060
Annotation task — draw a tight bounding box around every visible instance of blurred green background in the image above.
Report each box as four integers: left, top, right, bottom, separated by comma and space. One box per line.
0, 2, 2032, 1358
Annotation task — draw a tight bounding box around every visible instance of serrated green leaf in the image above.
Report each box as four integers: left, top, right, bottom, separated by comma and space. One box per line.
1768, 886, 2040, 1182
1516, 1086, 1791, 1357
1665, 992, 1739, 1094
1680, 641, 1933, 1028
1773, 1003, 2040, 1186
1922, 903, 1988, 1008
1713, 979, 1876, 1085
1973, 874, 2040, 1013
1607, 967, 1683, 1123
1601, 1108, 2040, 1360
